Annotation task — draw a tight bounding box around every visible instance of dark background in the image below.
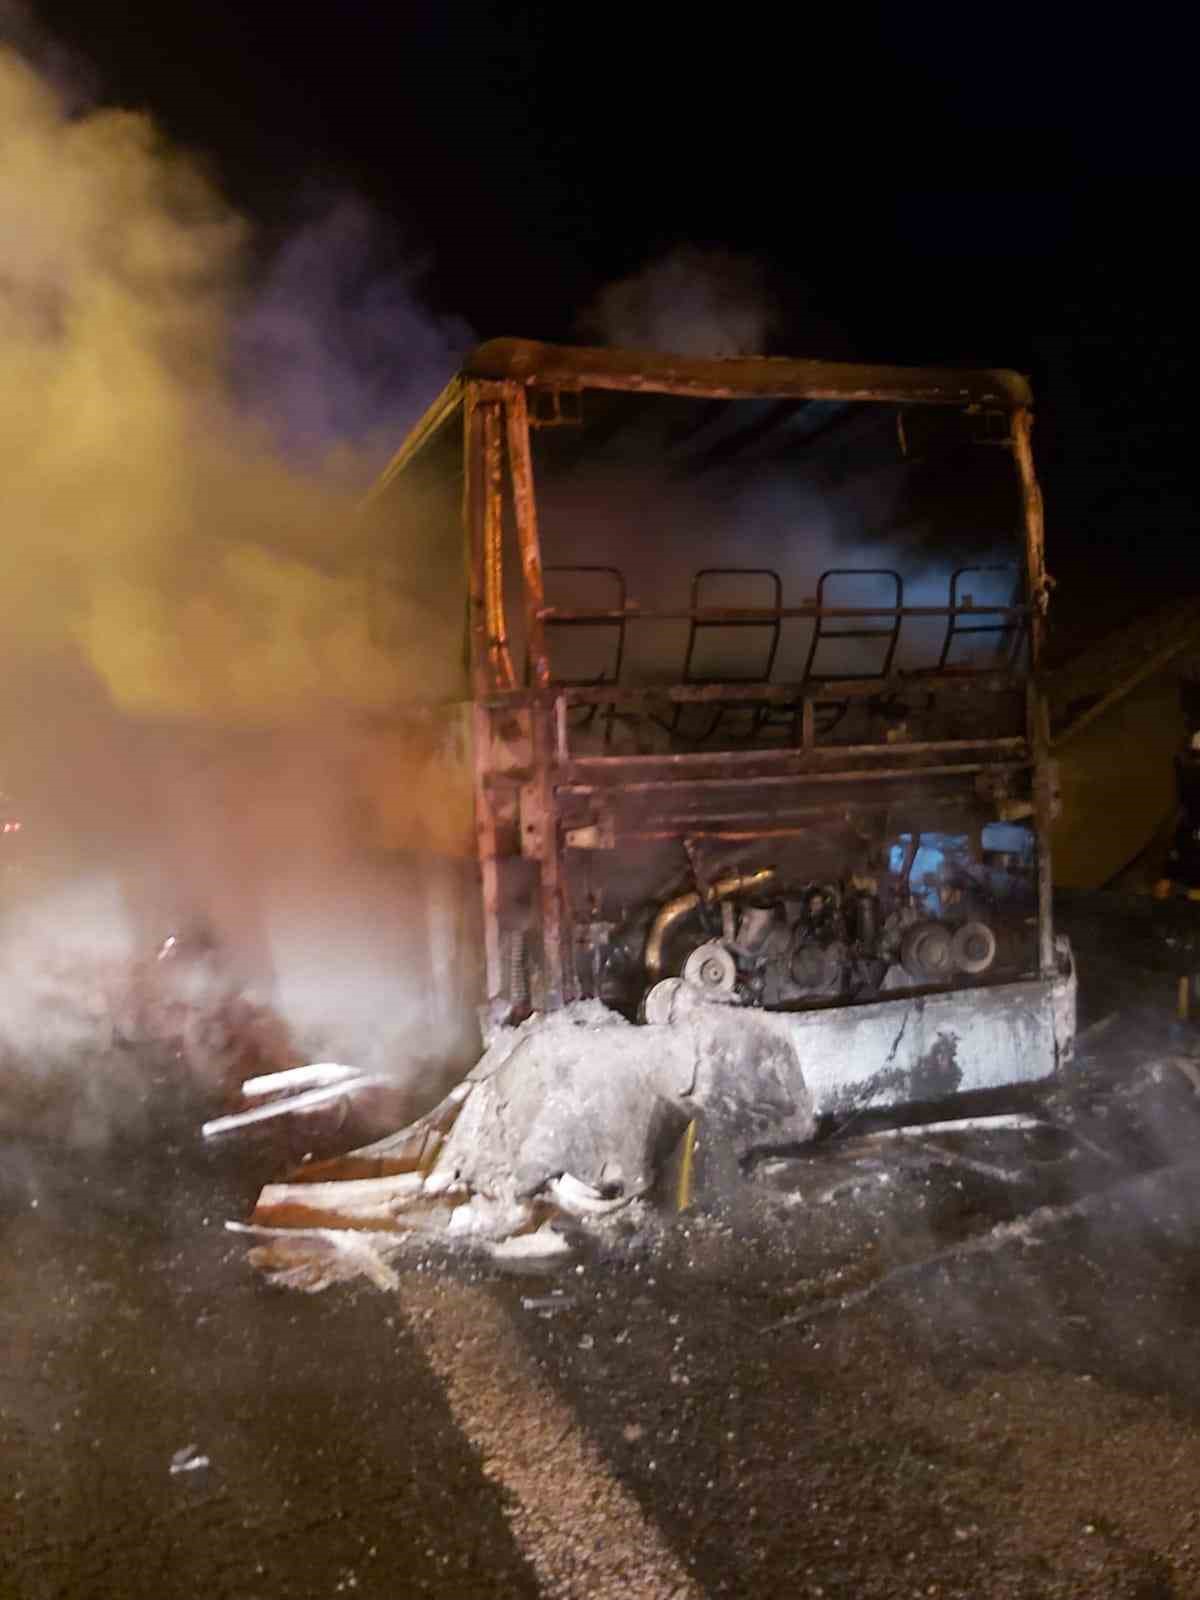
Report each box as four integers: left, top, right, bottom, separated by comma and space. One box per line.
26, 0, 1197, 646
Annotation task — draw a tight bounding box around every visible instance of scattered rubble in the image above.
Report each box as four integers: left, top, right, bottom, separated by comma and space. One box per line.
520, 1293, 576, 1313
864, 1112, 1047, 1139
200, 1067, 393, 1139
169, 1445, 209, 1475
208, 897, 1200, 1301
226, 1221, 403, 1293
216, 995, 815, 1287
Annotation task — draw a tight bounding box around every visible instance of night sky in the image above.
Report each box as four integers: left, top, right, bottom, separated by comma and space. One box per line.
22, 1, 1198, 636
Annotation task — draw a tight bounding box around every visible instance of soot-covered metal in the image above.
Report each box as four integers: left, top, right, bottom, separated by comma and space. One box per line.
368, 339, 1074, 1113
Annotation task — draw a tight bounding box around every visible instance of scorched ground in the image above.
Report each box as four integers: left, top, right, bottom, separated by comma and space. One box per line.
4, 894, 1200, 1600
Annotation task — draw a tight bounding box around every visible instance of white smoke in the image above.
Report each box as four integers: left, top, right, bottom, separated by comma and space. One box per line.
232, 194, 472, 458
0, 31, 480, 1142
581, 245, 779, 357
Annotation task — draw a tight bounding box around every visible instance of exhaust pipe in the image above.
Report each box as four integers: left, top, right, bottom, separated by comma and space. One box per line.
644, 868, 776, 980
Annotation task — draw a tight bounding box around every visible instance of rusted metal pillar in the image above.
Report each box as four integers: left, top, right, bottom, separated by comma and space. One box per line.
1012, 406, 1056, 977
464, 388, 488, 698
463, 388, 503, 1002
504, 383, 551, 691
1012, 408, 1048, 666
504, 382, 566, 1009
481, 396, 515, 692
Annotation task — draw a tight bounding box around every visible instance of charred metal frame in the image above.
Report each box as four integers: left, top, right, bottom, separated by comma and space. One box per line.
379, 340, 1059, 1021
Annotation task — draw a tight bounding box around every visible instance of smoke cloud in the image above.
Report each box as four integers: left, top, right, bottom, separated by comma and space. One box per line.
232, 195, 472, 459
567, 251, 1011, 678
0, 47, 469, 720
0, 37, 477, 1138
581, 245, 780, 357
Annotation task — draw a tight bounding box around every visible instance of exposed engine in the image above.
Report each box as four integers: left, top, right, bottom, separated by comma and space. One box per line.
590, 826, 1037, 1018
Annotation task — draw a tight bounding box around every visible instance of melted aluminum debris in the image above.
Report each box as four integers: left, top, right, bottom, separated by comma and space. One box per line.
222, 996, 815, 1289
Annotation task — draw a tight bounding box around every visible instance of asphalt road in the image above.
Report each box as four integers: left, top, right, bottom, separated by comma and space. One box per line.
5, 897, 1200, 1600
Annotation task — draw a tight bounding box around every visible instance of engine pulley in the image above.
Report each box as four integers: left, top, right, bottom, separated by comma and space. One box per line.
682, 939, 739, 999
899, 920, 955, 982
951, 920, 997, 975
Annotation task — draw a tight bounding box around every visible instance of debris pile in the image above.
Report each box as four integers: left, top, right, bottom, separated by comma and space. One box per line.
216, 995, 815, 1288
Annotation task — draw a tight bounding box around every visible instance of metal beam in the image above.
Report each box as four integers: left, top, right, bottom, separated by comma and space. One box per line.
1011, 406, 1056, 978
463, 339, 1033, 409
360, 376, 463, 508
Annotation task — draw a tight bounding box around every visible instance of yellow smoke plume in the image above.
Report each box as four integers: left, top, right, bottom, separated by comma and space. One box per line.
1, 44, 457, 726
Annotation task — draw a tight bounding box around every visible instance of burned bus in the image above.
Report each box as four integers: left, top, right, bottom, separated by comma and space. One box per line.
366, 339, 1075, 1115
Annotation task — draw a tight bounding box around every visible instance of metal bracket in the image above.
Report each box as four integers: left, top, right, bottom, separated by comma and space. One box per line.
529, 385, 583, 428
564, 817, 616, 850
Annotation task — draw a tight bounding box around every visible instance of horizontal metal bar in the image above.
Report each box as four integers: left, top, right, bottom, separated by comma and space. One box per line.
560, 738, 1024, 771
636, 793, 985, 825
812, 736, 1026, 756
477, 673, 1025, 717
551, 671, 1022, 708
539, 604, 1026, 623
462, 339, 1034, 409
558, 761, 1026, 794
620, 827, 855, 841
813, 626, 901, 639
628, 808, 847, 824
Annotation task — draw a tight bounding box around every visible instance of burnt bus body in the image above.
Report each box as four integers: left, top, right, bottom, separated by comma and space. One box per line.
369, 340, 1075, 1115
